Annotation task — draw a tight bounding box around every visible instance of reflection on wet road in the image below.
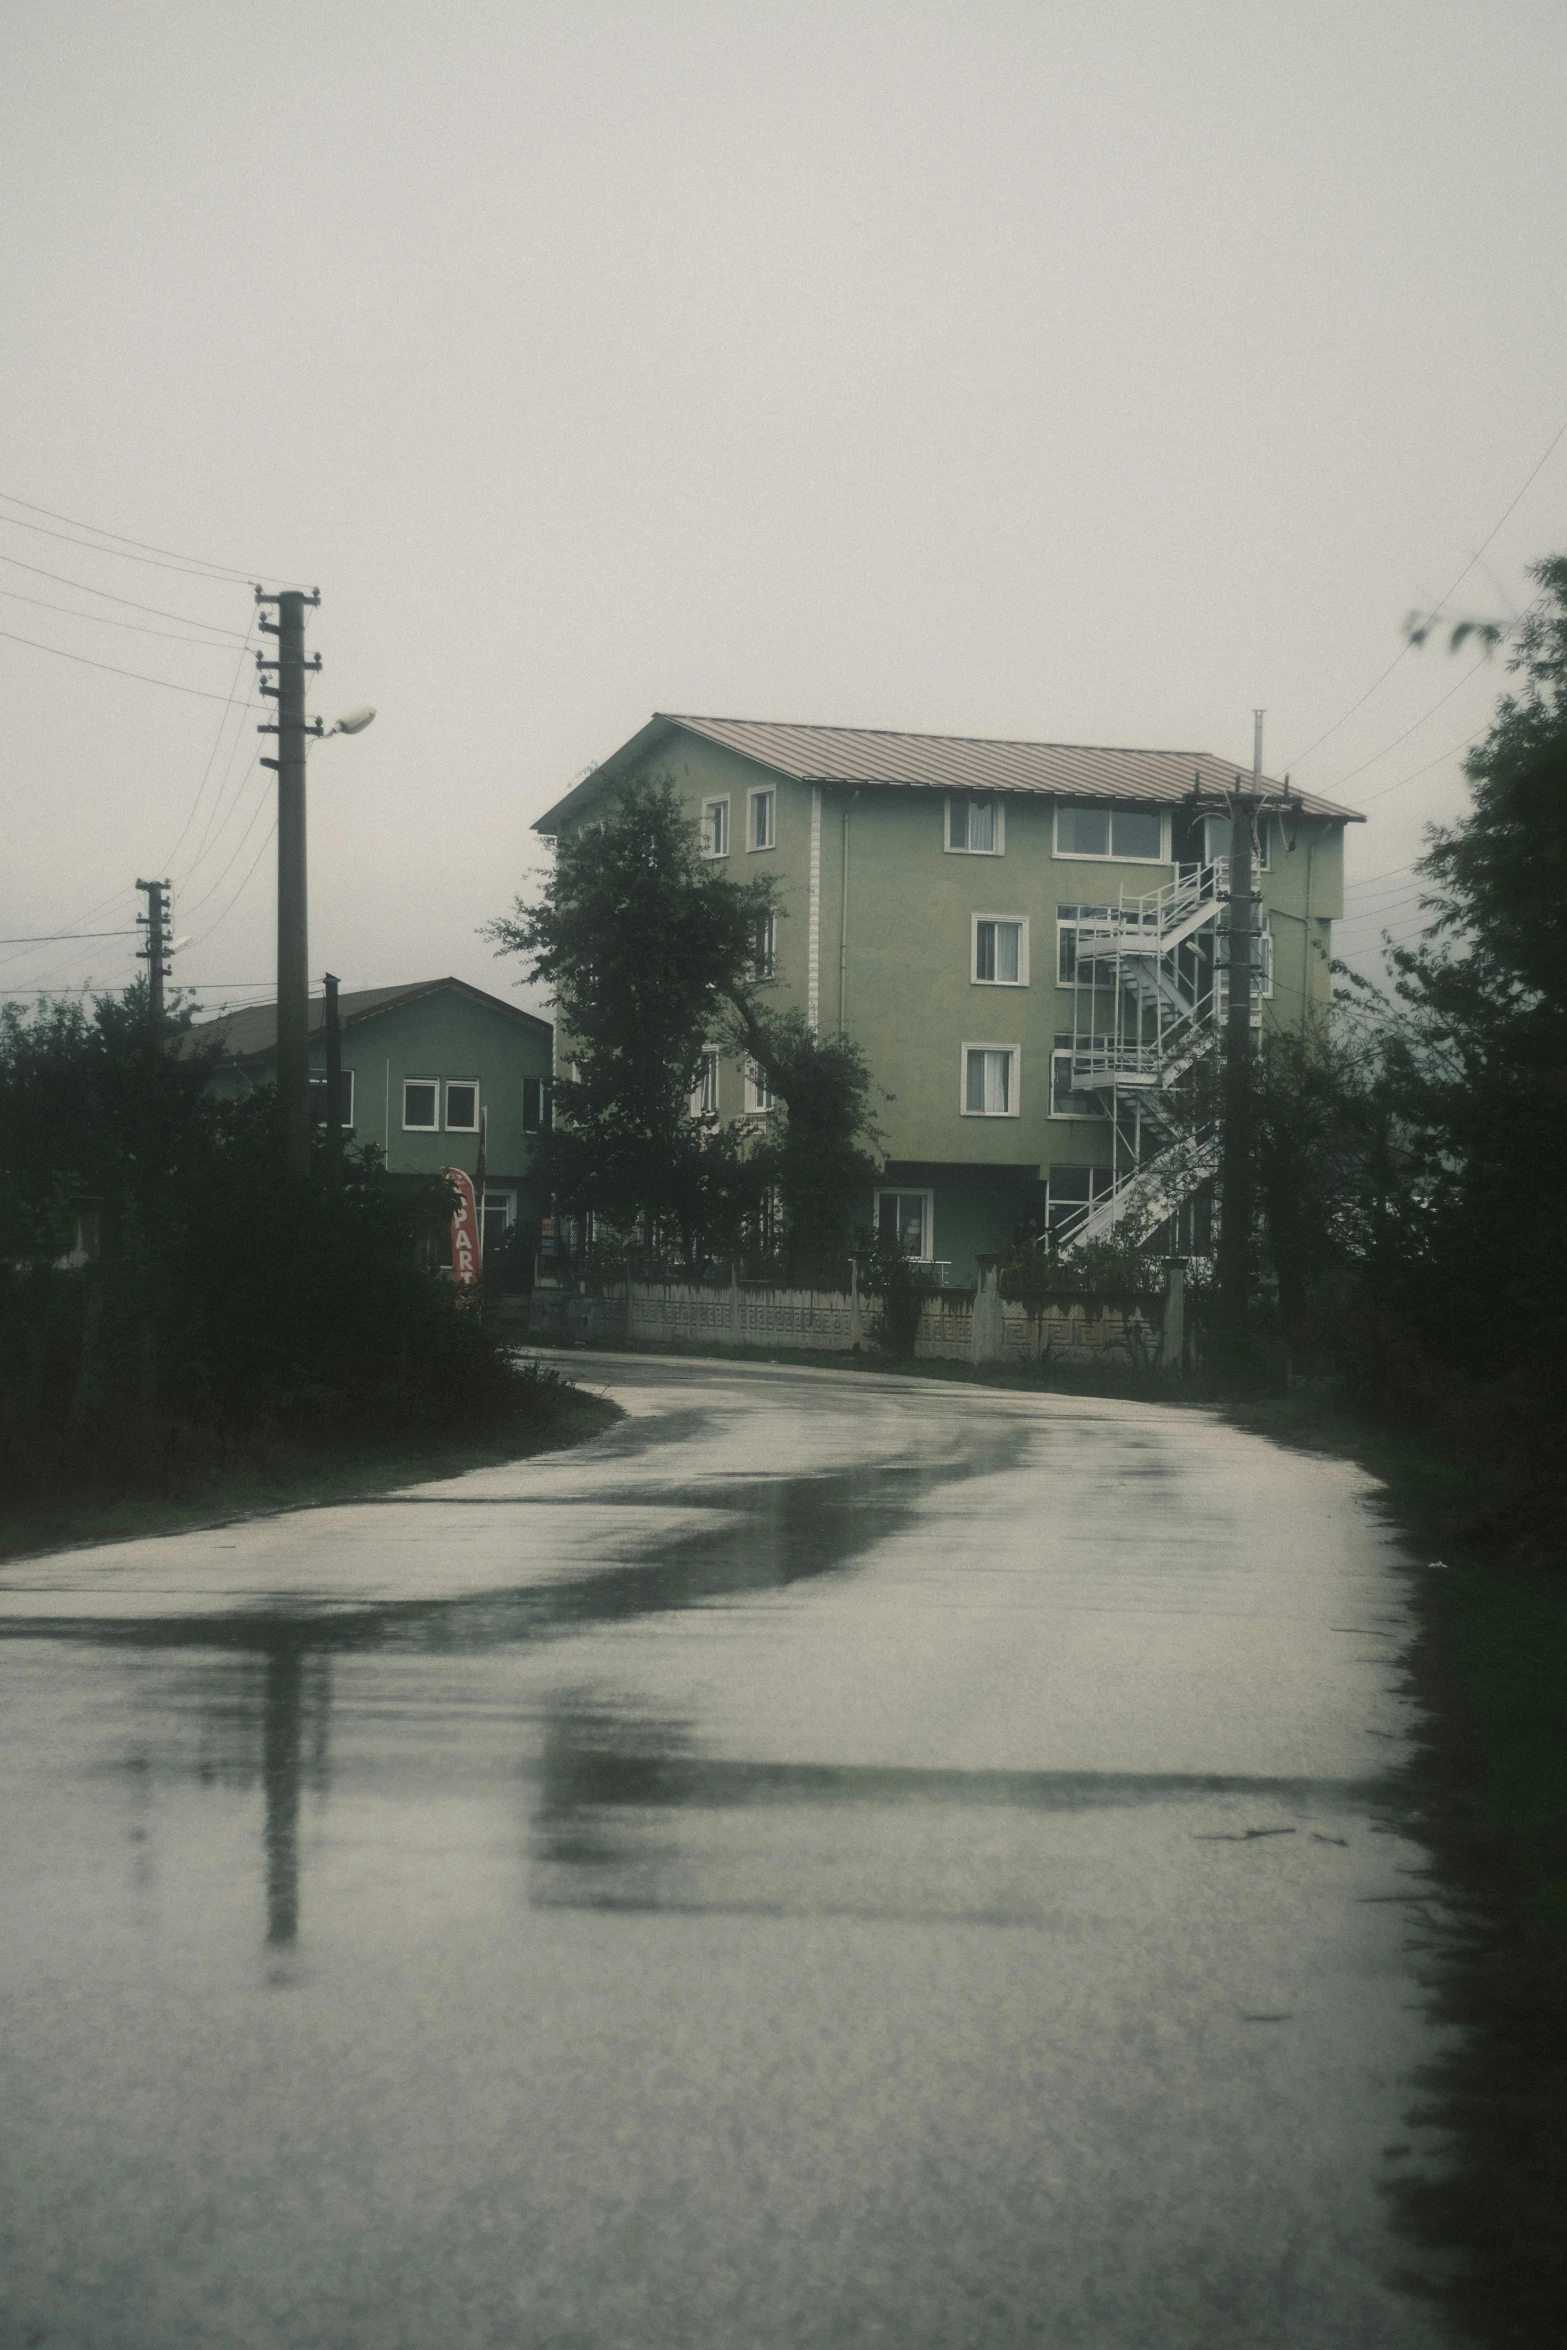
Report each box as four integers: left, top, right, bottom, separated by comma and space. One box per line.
0, 1356, 1450, 2348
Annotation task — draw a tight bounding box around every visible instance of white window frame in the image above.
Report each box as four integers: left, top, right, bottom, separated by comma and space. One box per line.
691, 1048, 721, 1119
481, 1188, 516, 1237
873, 1187, 934, 1262
522, 1075, 546, 1135
945, 793, 1005, 855
744, 1060, 774, 1115
751, 908, 777, 979
443, 1078, 481, 1133
746, 786, 776, 852
701, 796, 731, 858
402, 1077, 439, 1132
971, 912, 1029, 986
1049, 1047, 1107, 1120
959, 1041, 1020, 1118
1052, 804, 1171, 864
1055, 905, 1117, 985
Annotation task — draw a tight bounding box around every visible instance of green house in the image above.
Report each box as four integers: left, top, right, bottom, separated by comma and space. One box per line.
193, 977, 553, 1260
535, 716, 1362, 1282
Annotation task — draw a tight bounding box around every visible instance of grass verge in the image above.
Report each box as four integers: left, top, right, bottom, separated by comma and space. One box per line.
0, 1364, 622, 1565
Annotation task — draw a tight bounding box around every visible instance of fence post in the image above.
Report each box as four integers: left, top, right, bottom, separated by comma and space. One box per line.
971, 1255, 1005, 1365
1160, 1258, 1187, 1370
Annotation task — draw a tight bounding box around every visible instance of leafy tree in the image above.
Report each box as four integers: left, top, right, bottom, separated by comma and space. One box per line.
491, 776, 880, 1275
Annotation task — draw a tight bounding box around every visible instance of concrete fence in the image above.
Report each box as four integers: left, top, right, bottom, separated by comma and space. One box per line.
528, 1255, 1185, 1370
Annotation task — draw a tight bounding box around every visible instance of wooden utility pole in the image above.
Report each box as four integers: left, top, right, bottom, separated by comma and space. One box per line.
134, 877, 169, 1024
257, 588, 321, 1177
1216, 711, 1263, 1364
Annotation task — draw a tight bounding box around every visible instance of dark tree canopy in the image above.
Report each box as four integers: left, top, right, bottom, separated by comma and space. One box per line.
490, 775, 879, 1274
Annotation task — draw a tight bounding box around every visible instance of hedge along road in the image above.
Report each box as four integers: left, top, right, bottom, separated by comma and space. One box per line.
0, 1353, 1453, 2350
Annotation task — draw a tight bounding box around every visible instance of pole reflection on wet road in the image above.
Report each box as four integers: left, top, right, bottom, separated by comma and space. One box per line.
0, 1356, 1453, 2349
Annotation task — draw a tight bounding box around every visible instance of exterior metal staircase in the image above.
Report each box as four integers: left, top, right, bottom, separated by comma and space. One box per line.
1053, 861, 1249, 1253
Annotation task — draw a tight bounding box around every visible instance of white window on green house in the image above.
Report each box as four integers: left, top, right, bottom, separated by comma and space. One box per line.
1055, 906, 1114, 984
1050, 1046, 1106, 1119
875, 1188, 932, 1260
403, 1078, 438, 1130
702, 797, 730, 857
747, 787, 776, 850
692, 1050, 720, 1118
751, 910, 776, 978
972, 915, 1027, 985
947, 794, 1003, 854
1044, 1163, 1115, 1242
961, 1044, 1017, 1116
744, 1062, 774, 1114
444, 1080, 480, 1131
1054, 804, 1167, 862
522, 1076, 547, 1134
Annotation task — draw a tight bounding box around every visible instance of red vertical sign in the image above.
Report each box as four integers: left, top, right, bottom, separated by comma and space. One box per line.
445, 1168, 480, 1286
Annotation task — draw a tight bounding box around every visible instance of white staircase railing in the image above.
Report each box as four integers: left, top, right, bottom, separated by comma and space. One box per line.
1055, 862, 1231, 1256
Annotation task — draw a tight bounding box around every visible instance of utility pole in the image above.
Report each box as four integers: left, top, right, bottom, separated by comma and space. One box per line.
135, 877, 170, 1025
1216, 710, 1263, 1367
257, 588, 322, 1178
323, 971, 343, 1174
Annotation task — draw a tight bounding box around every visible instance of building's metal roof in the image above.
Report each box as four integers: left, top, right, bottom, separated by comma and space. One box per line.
187, 976, 549, 1065
533, 714, 1363, 831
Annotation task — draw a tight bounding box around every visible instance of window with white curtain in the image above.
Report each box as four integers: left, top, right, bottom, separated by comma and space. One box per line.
961, 1044, 1018, 1116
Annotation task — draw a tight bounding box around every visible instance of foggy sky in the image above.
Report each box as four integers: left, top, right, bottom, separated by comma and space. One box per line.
3, 0, 1564, 1020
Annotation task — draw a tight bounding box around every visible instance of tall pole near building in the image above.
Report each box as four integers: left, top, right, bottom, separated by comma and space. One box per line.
257, 588, 321, 1178
135, 877, 169, 1025
1216, 710, 1262, 1365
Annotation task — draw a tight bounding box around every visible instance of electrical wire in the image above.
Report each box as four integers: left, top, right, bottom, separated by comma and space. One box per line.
1287, 411, 1567, 770
0, 585, 250, 648
0, 930, 137, 944
1327, 650, 1494, 791
176, 782, 275, 923
0, 490, 300, 585
182, 819, 277, 951
0, 549, 249, 635
0, 623, 263, 703
159, 633, 259, 879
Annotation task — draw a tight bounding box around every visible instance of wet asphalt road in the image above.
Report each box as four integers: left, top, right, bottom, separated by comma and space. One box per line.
0, 1355, 1451, 2349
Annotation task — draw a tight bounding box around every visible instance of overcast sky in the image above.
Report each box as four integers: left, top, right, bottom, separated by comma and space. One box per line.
3, 0, 1564, 1019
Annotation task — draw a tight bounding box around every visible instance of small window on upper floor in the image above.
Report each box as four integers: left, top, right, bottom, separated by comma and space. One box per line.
747, 787, 776, 851
947, 794, 1003, 854
961, 1043, 1019, 1116
692, 1049, 720, 1119
744, 1061, 774, 1114
751, 909, 777, 979
1055, 804, 1168, 862
444, 1080, 480, 1132
972, 916, 1028, 985
403, 1079, 438, 1131
522, 1076, 548, 1135
701, 797, 730, 858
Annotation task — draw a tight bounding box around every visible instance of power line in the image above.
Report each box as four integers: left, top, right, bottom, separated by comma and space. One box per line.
0, 585, 249, 649
183, 819, 278, 951
0, 549, 249, 635
1288, 410, 1567, 770
1329, 650, 1493, 791
160, 632, 258, 878
0, 623, 263, 703
176, 774, 274, 920
0, 489, 301, 585
0, 929, 137, 943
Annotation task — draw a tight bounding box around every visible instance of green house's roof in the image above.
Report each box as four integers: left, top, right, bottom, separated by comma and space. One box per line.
188, 976, 549, 1067
534, 713, 1365, 834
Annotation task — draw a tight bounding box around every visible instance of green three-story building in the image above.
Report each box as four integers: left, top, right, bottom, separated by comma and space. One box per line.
535, 716, 1361, 1282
